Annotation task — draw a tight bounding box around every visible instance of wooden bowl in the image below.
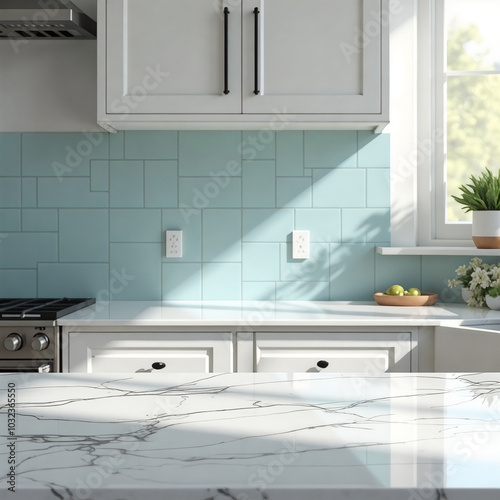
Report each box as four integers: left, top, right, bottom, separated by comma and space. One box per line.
373, 292, 438, 306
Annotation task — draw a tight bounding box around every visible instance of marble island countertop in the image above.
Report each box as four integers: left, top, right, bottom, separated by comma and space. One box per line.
57, 300, 500, 328
2, 372, 500, 499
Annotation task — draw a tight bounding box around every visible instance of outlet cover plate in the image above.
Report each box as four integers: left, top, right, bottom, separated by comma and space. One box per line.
166, 230, 182, 258
292, 230, 310, 259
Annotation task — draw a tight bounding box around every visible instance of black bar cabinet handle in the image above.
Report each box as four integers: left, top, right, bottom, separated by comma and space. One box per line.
253, 7, 260, 95
223, 7, 230, 95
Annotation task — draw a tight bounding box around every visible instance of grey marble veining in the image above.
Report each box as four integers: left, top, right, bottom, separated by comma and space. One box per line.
2, 373, 500, 499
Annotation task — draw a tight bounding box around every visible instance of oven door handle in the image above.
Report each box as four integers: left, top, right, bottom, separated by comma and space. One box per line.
0, 361, 54, 373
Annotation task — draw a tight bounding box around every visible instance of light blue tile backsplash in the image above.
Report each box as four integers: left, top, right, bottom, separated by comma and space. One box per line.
242, 160, 275, 208
109, 160, 144, 208
0, 210, 21, 232
243, 243, 280, 282
0, 134, 21, 176
202, 209, 241, 263
305, 131, 358, 169
0, 179, 21, 207
124, 131, 177, 160
21, 178, 37, 208
59, 209, 109, 262
0, 130, 478, 302
22, 132, 109, 177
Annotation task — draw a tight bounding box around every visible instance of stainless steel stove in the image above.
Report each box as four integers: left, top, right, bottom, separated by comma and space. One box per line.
0, 298, 95, 372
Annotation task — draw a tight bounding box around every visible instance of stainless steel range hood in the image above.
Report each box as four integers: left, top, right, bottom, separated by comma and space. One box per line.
0, 0, 96, 39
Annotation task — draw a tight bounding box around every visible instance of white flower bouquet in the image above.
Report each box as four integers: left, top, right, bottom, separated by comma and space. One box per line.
448, 257, 500, 307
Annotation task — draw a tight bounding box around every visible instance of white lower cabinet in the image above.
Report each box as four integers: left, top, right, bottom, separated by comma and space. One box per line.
251, 333, 412, 373
67, 332, 234, 373
64, 328, 414, 374
435, 325, 500, 372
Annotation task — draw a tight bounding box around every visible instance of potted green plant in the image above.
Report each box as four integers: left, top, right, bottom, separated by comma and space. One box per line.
452, 168, 500, 249
485, 285, 500, 310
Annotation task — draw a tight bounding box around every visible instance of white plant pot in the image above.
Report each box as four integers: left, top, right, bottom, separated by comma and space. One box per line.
472, 211, 500, 249
461, 287, 472, 303
486, 294, 500, 310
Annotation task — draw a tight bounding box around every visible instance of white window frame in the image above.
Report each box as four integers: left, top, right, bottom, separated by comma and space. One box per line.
390, 0, 476, 247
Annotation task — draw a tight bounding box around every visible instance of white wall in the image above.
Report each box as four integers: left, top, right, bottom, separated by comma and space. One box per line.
0, 0, 99, 132
72, 0, 97, 20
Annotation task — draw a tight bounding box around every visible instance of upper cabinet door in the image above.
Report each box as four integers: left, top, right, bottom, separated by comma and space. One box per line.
241, 0, 383, 114
106, 0, 242, 114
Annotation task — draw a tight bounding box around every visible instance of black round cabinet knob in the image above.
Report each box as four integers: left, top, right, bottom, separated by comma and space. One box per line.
316, 360, 329, 369
152, 362, 166, 370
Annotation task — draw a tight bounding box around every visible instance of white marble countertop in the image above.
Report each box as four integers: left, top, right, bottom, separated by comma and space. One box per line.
2, 372, 500, 499
57, 300, 500, 328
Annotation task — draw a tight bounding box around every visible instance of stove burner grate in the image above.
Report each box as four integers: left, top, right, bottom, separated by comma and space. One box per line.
0, 298, 95, 320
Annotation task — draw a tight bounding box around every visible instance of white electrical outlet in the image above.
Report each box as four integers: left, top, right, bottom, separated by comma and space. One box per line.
292, 230, 310, 259
166, 230, 182, 258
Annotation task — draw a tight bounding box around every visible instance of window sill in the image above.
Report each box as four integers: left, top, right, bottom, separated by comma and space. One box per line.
376, 246, 500, 256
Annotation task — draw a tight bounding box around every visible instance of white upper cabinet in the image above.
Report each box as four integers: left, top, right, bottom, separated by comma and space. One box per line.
105, 0, 241, 114
98, 0, 388, 131
241, 0, 382, 115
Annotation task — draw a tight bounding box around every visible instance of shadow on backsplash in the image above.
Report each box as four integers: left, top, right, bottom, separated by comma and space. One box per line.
0, 129, 483, 303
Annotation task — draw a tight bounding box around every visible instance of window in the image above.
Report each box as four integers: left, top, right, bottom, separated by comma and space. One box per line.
435, 0, 500, 240
390, 0, 500, 247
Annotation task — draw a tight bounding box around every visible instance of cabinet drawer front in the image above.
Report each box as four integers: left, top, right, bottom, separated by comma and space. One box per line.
257, 348, 397, 373
86, 349, 212, 373
68, 332, 233, 373
255, 333, 411, 373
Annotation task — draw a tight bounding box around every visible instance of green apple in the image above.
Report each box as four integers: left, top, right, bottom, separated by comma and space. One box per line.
407, 288, 421, 296
385, 285, 405, 296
